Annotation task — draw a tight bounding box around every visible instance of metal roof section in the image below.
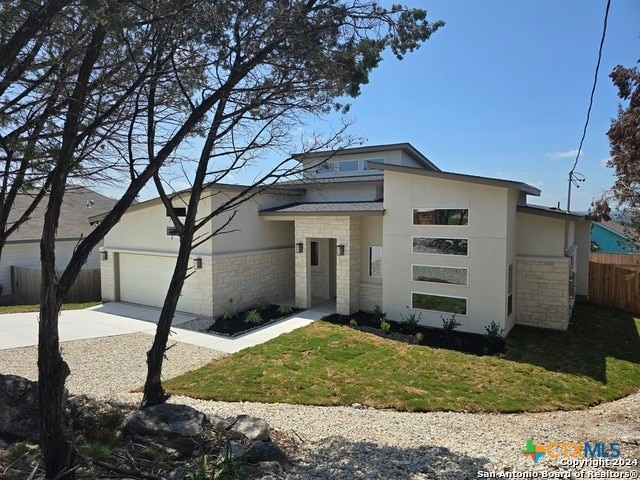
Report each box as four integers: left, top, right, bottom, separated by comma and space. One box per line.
373, 162, 542, 197
517, 204, 586, 221
277, 174, 384, 185
292, 143, 440, 171
259, 201, 384, 217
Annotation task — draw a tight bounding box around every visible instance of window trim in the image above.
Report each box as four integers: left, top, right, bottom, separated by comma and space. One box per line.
412, 208, 469, 227
315, 161, 336, 175
411, 236, 470, 257
411, 291, 468, 316
362, 157, 386, 170
310, 240, 319, 267
411, 264, 468, 286
507, 263, 514, 316
369, 246, 382, 278
338, 159, 360, 173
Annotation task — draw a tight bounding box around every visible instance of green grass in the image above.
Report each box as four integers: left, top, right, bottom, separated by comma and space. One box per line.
164, 303, 640, 413
0, 301, 101, 314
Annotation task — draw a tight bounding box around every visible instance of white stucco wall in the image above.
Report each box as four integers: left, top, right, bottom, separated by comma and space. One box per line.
302, 183, 381, 202
382, 170, 511, 335
516, 212, 566, 256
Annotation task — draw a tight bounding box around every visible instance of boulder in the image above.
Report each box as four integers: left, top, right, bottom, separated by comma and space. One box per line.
217, 414, 271, 442
246, 441, 288, 464
0, 374, 40, 440
122, 404, 206, 437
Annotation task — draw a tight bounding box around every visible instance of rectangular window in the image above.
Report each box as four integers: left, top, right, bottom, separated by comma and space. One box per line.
363, 157, 385, 170
166, 206, 187, 217
412, 265, 467, 285
413, 208, 469, 226
315, 161, 335, 175
338, 160, 359, 172
166, 226, 180, 236
369, 246, 382, 277
412, 292, 467, 315
310, 241, 319, 266
413, 237, 468, 256
507, 263, 514, 316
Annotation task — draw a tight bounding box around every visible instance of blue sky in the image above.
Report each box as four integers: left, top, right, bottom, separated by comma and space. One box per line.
138, 1, 638, 212
321, 0, 639, 212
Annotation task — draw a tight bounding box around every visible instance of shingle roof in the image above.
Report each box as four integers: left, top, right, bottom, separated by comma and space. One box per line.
596, 220, 631, 238
7, 186, 117, 242
260, 201, 384, 216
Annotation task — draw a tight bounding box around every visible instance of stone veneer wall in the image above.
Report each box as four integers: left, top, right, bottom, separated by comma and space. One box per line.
294, 216, 361, 315
100, 251, 118, 302
360, 283, 382, 313
516, 256, 570, 330
212, 248, 294, 318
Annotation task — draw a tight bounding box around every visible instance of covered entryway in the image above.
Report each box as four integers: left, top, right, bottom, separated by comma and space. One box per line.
118, 253, 197, 312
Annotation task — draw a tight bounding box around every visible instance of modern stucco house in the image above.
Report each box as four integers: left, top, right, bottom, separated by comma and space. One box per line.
0, 186, 116, 303
97, 143, 589, 334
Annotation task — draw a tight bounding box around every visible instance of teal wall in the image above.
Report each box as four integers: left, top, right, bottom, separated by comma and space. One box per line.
590, 223, 633, 253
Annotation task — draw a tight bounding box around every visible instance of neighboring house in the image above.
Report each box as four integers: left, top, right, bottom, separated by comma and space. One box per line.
97, 143, 589, 334
0, 186, 116, 302
590, 220, 635, 253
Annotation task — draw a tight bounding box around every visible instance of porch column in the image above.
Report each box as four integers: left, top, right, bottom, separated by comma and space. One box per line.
294, 223, 310, 309
336, 217, 361, 315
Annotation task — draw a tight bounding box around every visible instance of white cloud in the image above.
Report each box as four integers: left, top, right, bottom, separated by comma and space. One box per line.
546, 149, 579, 160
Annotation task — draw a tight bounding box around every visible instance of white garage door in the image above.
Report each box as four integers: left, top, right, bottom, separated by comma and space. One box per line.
118, 253, 197, 312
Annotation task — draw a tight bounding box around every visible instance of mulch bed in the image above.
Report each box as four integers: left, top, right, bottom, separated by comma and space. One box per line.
207, 304, 303, 337
322, 311, 506, 356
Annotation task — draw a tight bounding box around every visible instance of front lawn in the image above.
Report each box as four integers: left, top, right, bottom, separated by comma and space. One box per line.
0, 302, 101, 314
164, 303, 640, 412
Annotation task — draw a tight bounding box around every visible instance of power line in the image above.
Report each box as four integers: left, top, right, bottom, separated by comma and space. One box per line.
567, 0, 611, 211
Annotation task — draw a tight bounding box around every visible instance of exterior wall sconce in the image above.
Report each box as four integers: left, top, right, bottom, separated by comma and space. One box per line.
295, 243, 304, 253
337, 244, 345, 256
99, 248, 108, 261
193, 258, 202, 270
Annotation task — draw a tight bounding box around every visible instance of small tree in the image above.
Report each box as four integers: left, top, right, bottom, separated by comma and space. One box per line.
592, 62, 640, 250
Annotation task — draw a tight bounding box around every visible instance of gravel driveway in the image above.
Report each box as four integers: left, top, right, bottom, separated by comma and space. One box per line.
1, 332, 638, 479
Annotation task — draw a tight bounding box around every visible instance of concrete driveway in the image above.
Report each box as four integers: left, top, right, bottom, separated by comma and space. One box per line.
0, 302, 322, 353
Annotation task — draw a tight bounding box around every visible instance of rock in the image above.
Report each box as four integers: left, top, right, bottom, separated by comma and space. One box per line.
247, 441, 288, 464
217, 414, 271, 442
218, 440, 245, 461
0, 374, 40, 440
122, 404, 206, 437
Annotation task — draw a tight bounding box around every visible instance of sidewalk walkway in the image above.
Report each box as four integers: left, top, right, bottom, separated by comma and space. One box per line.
0, 302, 329, 353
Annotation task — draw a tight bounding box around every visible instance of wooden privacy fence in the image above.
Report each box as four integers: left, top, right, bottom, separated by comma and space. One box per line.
11, 266, 101, 305
590, 252, 640, 266
589, 257, 640, 314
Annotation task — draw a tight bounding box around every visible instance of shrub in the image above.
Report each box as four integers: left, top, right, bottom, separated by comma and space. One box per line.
277, 305, 294, 315
222, 306, 238, 321
244, 309, 263, 325
257, 298, 271, 311
415, 332, 424, 342
484, 320, 505, 339
349, 318, 358, 327
374, 304, 386, 320
380, 319, 391, 333
400, 306, 422, 333
441, 314, 461, 335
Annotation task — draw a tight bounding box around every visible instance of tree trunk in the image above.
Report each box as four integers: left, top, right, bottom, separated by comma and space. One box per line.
141, 241, 191, 408
38, 290, 73, 478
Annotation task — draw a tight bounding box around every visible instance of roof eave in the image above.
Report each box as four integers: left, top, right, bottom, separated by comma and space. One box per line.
517, 205, 586, 221
372, 162, 541, 196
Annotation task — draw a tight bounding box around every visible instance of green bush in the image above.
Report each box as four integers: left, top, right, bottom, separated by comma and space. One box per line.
244, 309, 263, 325
400, 306, 422, 333
277, 305, 294, 315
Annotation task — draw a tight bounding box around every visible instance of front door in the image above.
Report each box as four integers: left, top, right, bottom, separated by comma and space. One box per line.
309, 238, 336, 306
